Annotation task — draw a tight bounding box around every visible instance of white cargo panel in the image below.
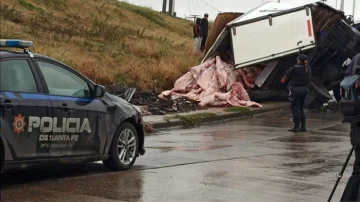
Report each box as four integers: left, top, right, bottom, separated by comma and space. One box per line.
227, 1, 305, 25
231, 7, 316, 69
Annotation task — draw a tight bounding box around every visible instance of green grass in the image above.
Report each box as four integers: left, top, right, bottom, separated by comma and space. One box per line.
165, 113, 217, 127
18, 0, 39, 11
35, 0, 68, 10
115, 1, 166, 27
1, 5, 24, 23
1, 0, 200, 91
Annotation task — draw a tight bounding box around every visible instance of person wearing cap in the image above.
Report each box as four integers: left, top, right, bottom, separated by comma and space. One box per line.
200, 13, 209, 52
281, 54, 312, 132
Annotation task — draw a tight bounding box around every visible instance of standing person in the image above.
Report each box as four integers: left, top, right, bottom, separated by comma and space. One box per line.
193, 18, 202, 54
340, 53, 360, 202
200, 13, 209, 52
280, 54, 312, 132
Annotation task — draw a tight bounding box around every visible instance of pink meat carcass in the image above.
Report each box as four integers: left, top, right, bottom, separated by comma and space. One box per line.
159, 56, 263, 108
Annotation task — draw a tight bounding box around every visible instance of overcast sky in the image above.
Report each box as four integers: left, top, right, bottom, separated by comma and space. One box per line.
122, 0, 359, 22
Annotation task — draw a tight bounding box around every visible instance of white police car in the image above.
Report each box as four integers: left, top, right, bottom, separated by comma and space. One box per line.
0, 39, 146, 174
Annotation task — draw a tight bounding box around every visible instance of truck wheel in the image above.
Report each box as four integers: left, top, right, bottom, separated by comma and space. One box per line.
103, 122, 139, 171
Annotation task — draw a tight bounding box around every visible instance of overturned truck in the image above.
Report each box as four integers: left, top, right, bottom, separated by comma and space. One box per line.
203, 1, 360, 109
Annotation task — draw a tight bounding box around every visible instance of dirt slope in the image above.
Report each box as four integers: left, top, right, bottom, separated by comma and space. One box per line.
0, 0, 202, 92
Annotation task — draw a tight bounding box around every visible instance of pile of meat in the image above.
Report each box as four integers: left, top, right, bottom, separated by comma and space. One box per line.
159, 56, 264, 108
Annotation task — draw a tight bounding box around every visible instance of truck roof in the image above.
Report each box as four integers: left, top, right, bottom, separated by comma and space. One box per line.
227, 2, 303, 25
227, 1, 340, 26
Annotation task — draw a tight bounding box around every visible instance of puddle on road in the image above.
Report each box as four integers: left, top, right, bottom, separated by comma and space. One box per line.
268, 179, 325, 191
146, 146, 176, 153
146, 145, 232, 153
287, 157, 346, 177
271, 134, 341, 143
183, 145, 232, 152
319, 124, 351, 132
203, 132, 238, 141
275, 146, 350, 178
217, 109, 344, 128
282, 158, 327, 167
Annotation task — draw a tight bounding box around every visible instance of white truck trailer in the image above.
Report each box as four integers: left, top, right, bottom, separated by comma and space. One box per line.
203, 1, 360, 109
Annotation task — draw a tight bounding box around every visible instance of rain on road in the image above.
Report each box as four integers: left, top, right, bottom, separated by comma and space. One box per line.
0, 109, 354, 202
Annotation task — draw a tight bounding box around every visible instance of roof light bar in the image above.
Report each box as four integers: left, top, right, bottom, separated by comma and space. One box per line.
0, 39, 33, 49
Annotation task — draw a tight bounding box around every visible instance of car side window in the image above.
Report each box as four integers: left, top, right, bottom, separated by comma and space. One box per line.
37, 61, 91, 98
0, 60, 38, 93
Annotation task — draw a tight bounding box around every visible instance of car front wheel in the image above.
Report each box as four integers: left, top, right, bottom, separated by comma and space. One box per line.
103, 122, 139, 171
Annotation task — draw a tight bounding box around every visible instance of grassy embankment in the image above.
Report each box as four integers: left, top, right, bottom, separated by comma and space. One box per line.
0, 0, 203, 93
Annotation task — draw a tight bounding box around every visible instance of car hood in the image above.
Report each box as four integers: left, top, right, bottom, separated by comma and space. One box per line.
105, 92, 142, 115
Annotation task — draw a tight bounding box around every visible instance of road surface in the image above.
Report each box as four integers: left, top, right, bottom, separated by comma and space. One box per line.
1, 108, 354, 202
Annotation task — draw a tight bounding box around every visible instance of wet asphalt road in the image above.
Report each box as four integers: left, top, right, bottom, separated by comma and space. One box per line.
0, 109, 355, 202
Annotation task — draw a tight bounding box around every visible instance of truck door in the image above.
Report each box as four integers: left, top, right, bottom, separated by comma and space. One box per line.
34, 59, 109, 157
0, 58, 52, 160
230, 6, 316, 68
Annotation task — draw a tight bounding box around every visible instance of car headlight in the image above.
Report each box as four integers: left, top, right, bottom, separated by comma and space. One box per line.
132, 105, 141, 114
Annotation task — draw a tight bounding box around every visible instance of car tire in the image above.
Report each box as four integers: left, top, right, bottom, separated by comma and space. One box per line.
103, 122, 139, 171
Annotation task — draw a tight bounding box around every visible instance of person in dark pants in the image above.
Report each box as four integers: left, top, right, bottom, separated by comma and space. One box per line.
200, 13, 209, 52
340, 53, 360, 202
193, 18, 202, 54
281, 54, 312, 132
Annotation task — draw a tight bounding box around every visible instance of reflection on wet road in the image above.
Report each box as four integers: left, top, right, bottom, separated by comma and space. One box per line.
1, 109, 354, 201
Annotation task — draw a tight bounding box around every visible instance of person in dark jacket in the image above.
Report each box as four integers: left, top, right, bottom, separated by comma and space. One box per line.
281, 54, 312, 132
193, 18, 202, 54
200, 13, 209, 52
345, 53, 360, 77
340, 53, 360, 202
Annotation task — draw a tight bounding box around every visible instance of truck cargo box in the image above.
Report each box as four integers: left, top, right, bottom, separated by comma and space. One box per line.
202, 1, 360, 109
230, 6, 316, 68
203, 2, 318, 65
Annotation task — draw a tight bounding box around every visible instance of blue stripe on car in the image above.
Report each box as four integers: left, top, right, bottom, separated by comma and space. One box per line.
20, 93, 48, 100
19, 93, 99, 102
4, 92, 16, 99
47, 95, 95, 102
1, 92, 100, 102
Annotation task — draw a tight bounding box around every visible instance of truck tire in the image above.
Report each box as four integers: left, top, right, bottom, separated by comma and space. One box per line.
103, 122, 139, 171
305, 81, 332, 109
321, 63, 339, 82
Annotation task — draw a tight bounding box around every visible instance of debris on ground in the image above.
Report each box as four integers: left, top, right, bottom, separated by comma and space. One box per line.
106, 83, 136, 102
144, 122, 155, 133
130, 91, 198, 115
159, 56, 264, 108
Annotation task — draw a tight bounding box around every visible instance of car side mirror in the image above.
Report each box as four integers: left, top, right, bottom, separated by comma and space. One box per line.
94, 84, 106, 98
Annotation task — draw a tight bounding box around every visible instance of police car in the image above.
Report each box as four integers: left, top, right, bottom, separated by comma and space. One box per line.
0, 39, 146, 174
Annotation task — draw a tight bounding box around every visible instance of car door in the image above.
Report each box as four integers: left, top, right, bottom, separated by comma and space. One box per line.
0, 58, 53, 160
34, 59, 109, 157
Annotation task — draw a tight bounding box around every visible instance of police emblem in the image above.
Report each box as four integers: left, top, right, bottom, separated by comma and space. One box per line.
12, 114, 26, 135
